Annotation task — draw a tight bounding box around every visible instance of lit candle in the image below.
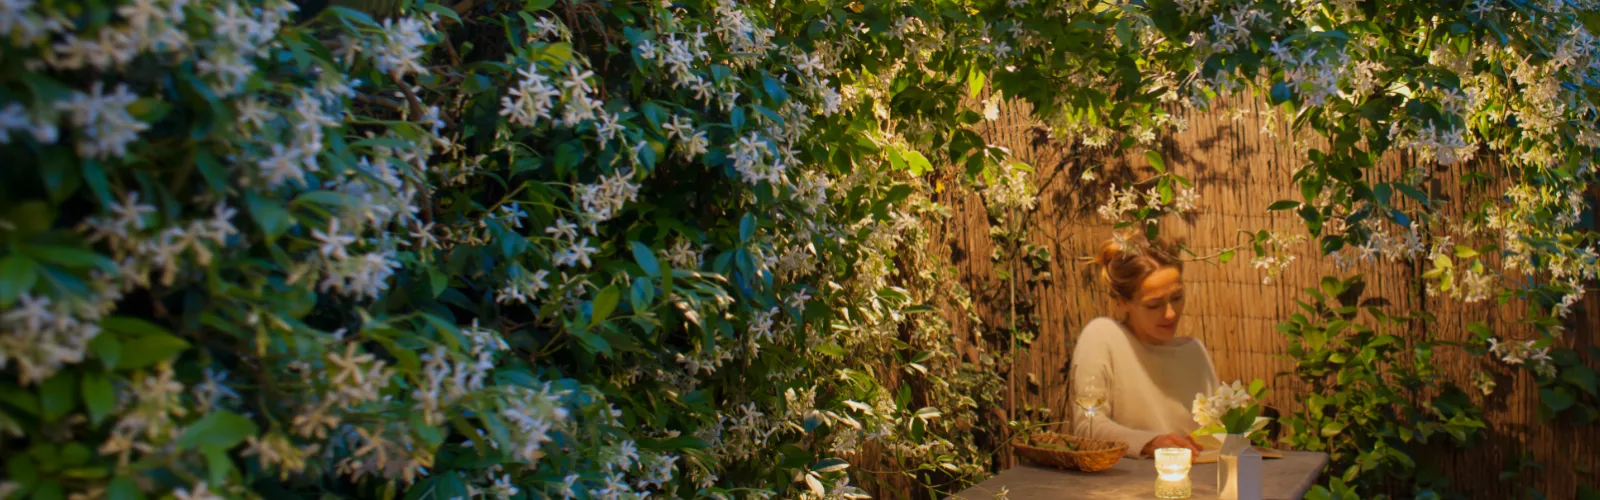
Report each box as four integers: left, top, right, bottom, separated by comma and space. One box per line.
1154, 447, 1192, 499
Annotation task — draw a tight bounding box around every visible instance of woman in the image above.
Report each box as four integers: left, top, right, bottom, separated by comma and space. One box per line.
1070, 234, 1219, 458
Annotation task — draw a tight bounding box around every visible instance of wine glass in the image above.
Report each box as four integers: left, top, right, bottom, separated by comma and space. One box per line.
1075, 372, 1107, 437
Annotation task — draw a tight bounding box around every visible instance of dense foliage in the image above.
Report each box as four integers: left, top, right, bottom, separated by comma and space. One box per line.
2, 0, 1599, 498
1276, 276, 1487, 499
0, 0, 1016, 498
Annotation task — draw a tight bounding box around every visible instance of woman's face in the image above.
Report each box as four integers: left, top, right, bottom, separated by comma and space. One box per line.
1118, 266, 1185, 345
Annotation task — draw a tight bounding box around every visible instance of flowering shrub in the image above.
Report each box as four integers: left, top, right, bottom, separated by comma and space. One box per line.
1082, 0, 1600, 495
1278, 276, 1493, 499
1158, 0, 1600, 420
1, 0, 1597, 498
0, 0, 1021, 498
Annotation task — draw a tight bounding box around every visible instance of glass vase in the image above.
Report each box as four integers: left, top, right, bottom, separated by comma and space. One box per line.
1217, 433, 1250, 500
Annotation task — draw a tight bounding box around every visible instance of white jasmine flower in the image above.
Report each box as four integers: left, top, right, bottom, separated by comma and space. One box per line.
532, 17, 564, 40
55, 81, 148, 159
172, 482, 222, 500
545, 218, 579, 241
311, 219, 358, 260
373, 16, 431, 78
557, 238, 599, 268
0, 102, 30, 142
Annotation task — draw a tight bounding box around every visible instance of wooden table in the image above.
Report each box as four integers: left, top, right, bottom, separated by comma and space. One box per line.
950, 451, 1329, 500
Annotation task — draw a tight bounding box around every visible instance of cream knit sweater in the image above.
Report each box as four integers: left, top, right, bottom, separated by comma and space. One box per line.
1070, 317, 1221, 458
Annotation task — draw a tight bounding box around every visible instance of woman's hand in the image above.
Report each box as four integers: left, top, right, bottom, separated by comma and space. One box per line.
1142, 433, 1203, 457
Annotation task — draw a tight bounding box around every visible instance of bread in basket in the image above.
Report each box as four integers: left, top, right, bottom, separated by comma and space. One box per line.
1013, 432, 1126, 472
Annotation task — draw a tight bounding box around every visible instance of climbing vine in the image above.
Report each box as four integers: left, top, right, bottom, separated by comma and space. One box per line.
1, 0, 1598, 498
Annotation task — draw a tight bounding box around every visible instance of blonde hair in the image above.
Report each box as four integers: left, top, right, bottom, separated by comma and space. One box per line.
1094, 233, 1183, 301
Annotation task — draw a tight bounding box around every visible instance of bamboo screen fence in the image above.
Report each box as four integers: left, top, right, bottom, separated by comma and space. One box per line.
919, 96, 1600, 498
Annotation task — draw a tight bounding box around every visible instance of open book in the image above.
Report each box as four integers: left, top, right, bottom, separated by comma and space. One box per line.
1191, 426, 1284, 464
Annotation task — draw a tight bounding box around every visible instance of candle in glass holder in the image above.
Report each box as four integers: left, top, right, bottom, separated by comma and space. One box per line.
1154, 447, 1192, 499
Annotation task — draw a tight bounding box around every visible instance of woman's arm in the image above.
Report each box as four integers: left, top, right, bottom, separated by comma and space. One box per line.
1070, 359, 1162, 458
1069, 323, 1163, 458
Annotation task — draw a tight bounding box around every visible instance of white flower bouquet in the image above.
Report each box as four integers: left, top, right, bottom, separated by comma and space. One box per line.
1191, 380, 1272, 437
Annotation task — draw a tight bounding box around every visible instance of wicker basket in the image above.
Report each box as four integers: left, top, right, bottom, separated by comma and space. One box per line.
1014, 432, 1127, 472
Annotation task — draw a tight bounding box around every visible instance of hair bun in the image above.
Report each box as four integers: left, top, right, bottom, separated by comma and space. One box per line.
1095, 232, 1182, 301
1094, 238, 1122, 267
1094, 237, 1124, 287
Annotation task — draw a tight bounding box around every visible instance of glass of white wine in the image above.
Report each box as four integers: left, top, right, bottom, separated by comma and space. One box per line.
1075, 372, 1107, 437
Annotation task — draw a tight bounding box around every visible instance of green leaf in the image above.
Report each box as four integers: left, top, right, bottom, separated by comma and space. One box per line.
421, 2, 461, 23
177, 410, 258, 450
1219, 249, 1236, 264
101, 316, 172, 338
1224, 404, 1262, 434
739, 213, 756, 242
202, 444, 234, 485
1564, 364, 1598, 396
631, 241, 660, 277
1372, 183, 1393, 206
0, 255, 41, 305
1542, 387, 1576, 412
8, 455, 37, 488
245, 192, 293, 240
903, 150, 932, 176
127, 98, 170, 123
1145, 150, 1165, 173
968, 65, 985, 99
1395, 183, 1429, 206
24, 245, 114, 272
814, 458, 850, 473
886, 146, 907, 171
815, 342, 846, 357
1462, 323, 1494, 344
1248, 379, 1266, 397
1114, 18, 1133, 48
292, 191, 350, 208
591, 285, 621, 326
81, 372, 115, 425
194, 149, 228, 196
630, 277, 655, 312
576, 332, 612, 356
107, 475, 142, 500
762, 74, 789, 104
4, 201, 54, 239
90, 335, 121, 370
1320, 421, 1347, 437
327, 6, 379, 26
427, 267, 447, 298
40, 149, 82, 203
115, 334, 190, 370
41, 371, 78, 422
78, 160, 112, 207
21, 72, 73, 104
1270, 82, 1293, 104
525, 0, 555, 9
1267, 200, 1301, 211
34, 482, 65, 500
60, 443, 90, 467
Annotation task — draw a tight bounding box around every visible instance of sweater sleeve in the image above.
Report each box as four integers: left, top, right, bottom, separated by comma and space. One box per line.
1070, 319, 1163, 458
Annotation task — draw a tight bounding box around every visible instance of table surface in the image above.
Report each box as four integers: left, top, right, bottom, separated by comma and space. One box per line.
950, 450, 1330, 500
